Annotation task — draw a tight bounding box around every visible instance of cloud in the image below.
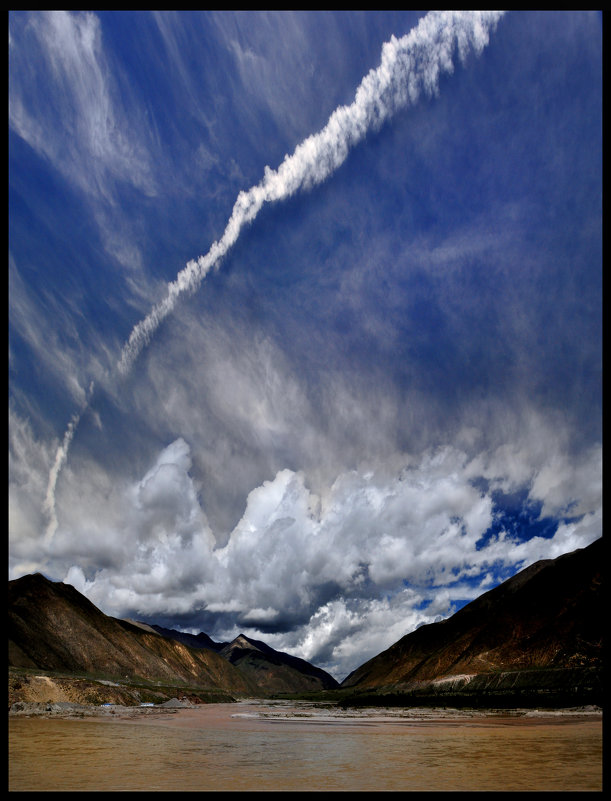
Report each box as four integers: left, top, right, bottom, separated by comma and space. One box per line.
9, 257, 90, 409
23, 10, 506, 562
9, 407, 55, 576
24, 421, 600, 680
529, 443, 602, 519
42, 413, 82, 544
9, 10, 155, 202
117, 11, 505, 375
9, 11, 600, 684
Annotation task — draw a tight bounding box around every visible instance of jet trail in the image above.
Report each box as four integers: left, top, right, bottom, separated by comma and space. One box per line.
43, 411, 80, 544
118, 10, 505, 376
45, 10, 505, 542
43, 382, 94, 545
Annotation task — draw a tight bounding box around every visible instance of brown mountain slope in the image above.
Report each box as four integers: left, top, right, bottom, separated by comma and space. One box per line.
150, 624, 226, 652
8, 573, 339, 696
149, 627, 339, 692
342, 538, 603, 697
220, 634, 339, 693
8, 573, 256, 694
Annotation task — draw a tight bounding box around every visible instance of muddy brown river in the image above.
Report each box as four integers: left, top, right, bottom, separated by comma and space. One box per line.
9, 701, 602, 792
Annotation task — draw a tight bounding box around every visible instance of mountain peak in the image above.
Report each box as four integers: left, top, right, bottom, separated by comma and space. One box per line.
8, 573, 254, 694
9, 577, 338, 695
234, 634, 257, 649
222, 634, 262, 656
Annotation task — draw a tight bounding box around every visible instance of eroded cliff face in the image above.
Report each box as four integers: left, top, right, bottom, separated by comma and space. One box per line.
341, 538, 603, 705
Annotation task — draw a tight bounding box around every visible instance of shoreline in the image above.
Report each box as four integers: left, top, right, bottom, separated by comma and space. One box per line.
9, 698, 603, 731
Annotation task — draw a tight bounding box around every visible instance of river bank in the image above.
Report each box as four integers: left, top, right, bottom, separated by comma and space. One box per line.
9, 696, 602, 724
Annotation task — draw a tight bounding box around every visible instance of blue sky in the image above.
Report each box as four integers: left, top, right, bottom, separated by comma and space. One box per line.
9, 11, 601, 680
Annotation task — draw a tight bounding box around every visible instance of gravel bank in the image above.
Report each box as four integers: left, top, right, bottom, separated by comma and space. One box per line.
9, 698, 194, 719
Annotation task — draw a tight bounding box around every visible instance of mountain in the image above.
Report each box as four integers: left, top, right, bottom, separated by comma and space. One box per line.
341, 538, 603, 706
8, 572, 337, 697
148, 626, 338, 692
149, 624, 226, 653
220, 633, 339, 692
8, 538, 602, 707
8, 572, 255, 694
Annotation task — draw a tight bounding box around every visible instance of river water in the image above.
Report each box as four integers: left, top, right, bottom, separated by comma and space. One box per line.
9, 701, 602, 792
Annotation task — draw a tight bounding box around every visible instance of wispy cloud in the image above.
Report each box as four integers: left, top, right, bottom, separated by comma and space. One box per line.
118, 11, 505, 375
9, 257, 90, 408
9, 10, 155, 202
9, 11, 601, 682
39, 10, 505, 547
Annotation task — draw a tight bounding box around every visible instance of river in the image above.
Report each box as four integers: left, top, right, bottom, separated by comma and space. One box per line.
9, 700, 602, 792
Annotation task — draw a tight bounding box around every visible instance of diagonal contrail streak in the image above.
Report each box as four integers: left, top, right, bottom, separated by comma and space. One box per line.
43, 381, 94, 544
117, 10, 505, 376
44, 10, 506, 541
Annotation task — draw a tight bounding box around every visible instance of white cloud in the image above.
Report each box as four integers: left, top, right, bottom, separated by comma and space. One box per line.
9, 10, 155, 202
9, 257, 90, 408
529, 442, 602, 519
8, 407, 54, 577
16, 418, 599, 679
117, 11, 505, 375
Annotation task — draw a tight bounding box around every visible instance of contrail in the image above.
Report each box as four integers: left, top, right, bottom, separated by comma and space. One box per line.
43, 411, 81, 544
43, 382, 94, 545
45, 10, 505, 540
118, 10, 505, 375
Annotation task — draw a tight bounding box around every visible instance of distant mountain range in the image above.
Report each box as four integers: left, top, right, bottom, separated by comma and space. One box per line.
8, 537, 603, 707
149, 625, 339, 694
8, 573, 338, 696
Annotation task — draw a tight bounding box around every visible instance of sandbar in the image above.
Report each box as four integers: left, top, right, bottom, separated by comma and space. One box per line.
12, 698, 600, 735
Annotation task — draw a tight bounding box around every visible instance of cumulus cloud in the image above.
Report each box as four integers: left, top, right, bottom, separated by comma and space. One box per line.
26, 425, 600, 680
9, 11, 600, 684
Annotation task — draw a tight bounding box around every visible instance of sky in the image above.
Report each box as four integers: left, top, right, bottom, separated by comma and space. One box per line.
9, 10, 602, 681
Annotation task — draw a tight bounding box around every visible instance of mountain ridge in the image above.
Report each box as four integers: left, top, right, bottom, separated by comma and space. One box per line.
8, 572, 256, 695
219, 632, 339, 692
8, 538, 602, 708
339, 537, 603, 705
8, 572, 337, 696
148, 627, 340, 692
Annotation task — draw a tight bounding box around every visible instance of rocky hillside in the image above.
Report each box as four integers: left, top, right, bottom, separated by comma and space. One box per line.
150, 626, 339, 692
220, 634, 338, 692
150, 624, 225, 652
9, 573, 256, 695
341, 538, 603, 706
8, 572, 337, 698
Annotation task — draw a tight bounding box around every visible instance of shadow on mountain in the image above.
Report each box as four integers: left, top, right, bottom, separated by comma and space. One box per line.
339, 537, 603, 708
